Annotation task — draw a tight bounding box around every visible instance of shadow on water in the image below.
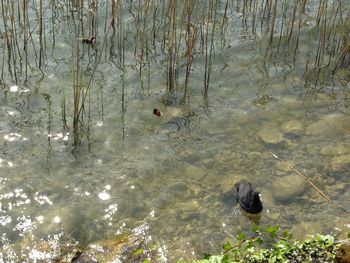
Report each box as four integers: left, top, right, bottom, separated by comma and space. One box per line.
0, 0, 350, 261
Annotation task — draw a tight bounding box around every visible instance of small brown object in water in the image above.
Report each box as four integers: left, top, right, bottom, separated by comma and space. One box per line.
153, 108, 162, 117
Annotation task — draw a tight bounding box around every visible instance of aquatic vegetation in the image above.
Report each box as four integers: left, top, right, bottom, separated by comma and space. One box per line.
0, 0, 348, 145
186, 225, 345, 263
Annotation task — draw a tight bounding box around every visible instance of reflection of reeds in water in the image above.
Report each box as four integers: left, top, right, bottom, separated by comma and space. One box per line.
72, 35, 82, 147
0, 0, 349, 146
183, 0, 199, 102
167, 0, 177, 92
39, 0, 44, 69
1, 0, 15, 81
23, 0, 29, 81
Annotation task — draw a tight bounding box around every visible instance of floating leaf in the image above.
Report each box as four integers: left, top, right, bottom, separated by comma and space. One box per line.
282, 229, 292, 240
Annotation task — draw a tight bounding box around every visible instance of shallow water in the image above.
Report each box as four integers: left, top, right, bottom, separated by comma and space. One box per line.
1, 0, 350, 262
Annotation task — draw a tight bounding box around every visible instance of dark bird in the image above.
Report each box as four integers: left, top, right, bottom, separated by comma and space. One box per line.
153, 108, 162, 117
235, 180, 263, 214
81, 37, 96, 44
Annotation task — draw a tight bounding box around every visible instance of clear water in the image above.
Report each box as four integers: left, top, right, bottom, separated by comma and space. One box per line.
0, 0, 350, 262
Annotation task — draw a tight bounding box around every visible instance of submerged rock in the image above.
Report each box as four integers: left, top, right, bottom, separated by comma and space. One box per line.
31, 206, 88, 243
276, 161, 295, 174
305, 114, 350, 137
320, 143, 350, 156
281, 120, 304, 136
45, 242, 82, 263
0, 235, 81, 263
0, 121, 11, 134
220, 175, 242, 201
177, 200, 201, 220
291, 222, 324, 240
272, 174, 307, 202
183, 163, 206, 181
331, 154, 350, 172
337, 244, 350, 263
257, 124, 286, 146
75, 234, 145, 263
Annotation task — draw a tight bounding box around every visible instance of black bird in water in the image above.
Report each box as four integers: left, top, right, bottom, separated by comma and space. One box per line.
81, 36, 96, 44
235, 180, 263, 214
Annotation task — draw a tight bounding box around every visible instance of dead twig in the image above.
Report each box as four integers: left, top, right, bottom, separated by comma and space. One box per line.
253, 135, 330, 200
249, 135, 349, 213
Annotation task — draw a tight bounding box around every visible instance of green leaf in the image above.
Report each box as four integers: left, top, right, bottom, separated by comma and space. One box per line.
233, 248, 242, 258
269, 255, 277, 263
221, 254, 232, 263
203, 253, 211, 259
252, 223, 260, 233
236, 232, 247, 241
134, 248, 145, 256
223, 241, 233, 251
151, 243, 159, 250
320, 235, 334, 248
255, 237, 263, 245
206, 255, 224, 262
282, 229, 292, 240
246, 246, 255, 253
275, 240, 290, 252
266, 225, 280, 239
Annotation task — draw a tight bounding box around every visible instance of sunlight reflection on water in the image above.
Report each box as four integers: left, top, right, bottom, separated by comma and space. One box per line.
4, 133, 22, 142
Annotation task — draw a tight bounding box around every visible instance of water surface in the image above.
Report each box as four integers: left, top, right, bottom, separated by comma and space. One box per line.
0, 0, 350, 261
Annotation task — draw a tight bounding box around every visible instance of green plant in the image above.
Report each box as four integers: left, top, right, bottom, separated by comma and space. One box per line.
184, 225, 342, 263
